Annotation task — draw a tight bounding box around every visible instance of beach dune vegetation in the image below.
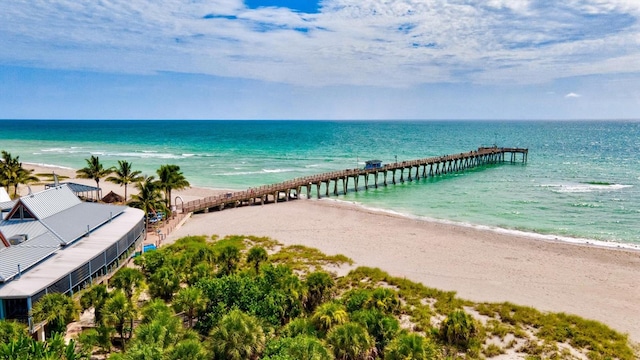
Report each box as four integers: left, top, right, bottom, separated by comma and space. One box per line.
14, 234, 637, 360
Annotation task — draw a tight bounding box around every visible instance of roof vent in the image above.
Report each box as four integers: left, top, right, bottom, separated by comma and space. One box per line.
8, 234, 28, 245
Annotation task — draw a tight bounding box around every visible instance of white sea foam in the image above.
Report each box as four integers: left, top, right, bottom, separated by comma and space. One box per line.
320, 198, 640, 252
555, 184, 632, 193
262, 168, 294, 173
23, 162, 75, 170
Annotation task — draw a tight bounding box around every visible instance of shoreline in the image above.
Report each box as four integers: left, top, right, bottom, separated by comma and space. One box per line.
23, 161, 640, 252
20, 162, 640, 341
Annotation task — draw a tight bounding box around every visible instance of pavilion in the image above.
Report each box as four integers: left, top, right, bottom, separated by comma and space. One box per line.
0, 184, 144, 339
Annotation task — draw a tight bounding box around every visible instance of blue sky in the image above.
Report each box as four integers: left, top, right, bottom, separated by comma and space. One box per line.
1, 0, 639, 120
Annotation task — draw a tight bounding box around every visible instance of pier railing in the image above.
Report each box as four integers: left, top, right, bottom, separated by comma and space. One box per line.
181, 146, 527, 214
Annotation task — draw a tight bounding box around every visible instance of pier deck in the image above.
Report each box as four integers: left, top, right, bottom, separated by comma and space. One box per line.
181, 146, 527, 214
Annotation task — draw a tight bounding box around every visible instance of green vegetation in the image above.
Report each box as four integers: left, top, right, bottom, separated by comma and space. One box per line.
2, 234, 636, 359
106, 160, 143, 201
0, 150, 38, 198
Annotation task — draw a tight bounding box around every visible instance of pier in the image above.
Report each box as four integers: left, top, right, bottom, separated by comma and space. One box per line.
181, 146, 527, 214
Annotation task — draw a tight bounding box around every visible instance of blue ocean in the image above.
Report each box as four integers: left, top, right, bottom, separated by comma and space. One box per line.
1, 120, 638, 246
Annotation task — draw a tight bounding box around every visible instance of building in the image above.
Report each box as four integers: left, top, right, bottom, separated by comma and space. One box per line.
0, 185, 144, 337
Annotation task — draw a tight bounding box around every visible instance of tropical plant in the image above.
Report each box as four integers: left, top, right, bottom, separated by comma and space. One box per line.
76, 155, 112, 199
326, 322, 376, 360
106, 160, 143, 201
384, 333, 435, 360
128, 175, 165, 230
79, 284, 109, 324
312, 302, 349, 334
264, 335, 333, 360
0, 151, 38, 197
247, 246, 268, 274
30, 293, 79, 336
173, 287, 208, 328
304, 271, 335, 313
110, 267, 144, 300
351, 309, 399, 355
209, 309, 266, 360
166, 339, 209, 360
366, 287, 401, 315
216, 244, 241, 275
140, 299, 174, 324
103, 290, 137, 351
148, 265, 181, 301
155, 164, 190, 209
0, 319, 26, 344
440, 309, 478, 348
281, 317, 319, 338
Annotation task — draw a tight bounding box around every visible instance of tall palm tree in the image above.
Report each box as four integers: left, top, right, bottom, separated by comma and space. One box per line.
0, 151, 37, 197
103, 290, 137, 351
109, 267, 144, 300
76, 155, 112, 200
30, 293, 79, 336
156, 164, 190, 209
106, 160, 143, 201
209, 309, 265, 360
173, 287, 208, 328
128, 176, 165, 230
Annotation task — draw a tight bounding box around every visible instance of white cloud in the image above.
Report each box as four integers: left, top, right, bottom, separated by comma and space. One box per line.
0, 0, 639, 88
565, 92, 582, 98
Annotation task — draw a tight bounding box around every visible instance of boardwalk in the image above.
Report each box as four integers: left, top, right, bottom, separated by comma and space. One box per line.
181, 146, 527, 214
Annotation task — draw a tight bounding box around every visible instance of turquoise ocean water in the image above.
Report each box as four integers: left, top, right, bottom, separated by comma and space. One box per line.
1, 120, 638, 246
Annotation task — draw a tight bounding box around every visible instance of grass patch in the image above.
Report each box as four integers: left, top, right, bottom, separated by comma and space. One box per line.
270, 244, 353, 272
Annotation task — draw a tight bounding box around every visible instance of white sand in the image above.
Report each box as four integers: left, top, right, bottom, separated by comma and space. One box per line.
21, 163, 640, 343
167, 199, 640, 343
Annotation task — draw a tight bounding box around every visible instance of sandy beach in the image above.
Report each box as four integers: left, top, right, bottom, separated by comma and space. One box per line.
20, 163, 640, 343
167, 199, 640, 343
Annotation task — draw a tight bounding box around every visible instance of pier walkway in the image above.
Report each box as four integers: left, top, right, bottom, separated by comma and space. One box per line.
181, 146, 527, 214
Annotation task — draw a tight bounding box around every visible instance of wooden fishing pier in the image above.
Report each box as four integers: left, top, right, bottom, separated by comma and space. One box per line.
181, 146, 527, 214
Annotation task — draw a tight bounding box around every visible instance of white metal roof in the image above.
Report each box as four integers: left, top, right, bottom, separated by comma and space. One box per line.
0, 188, 10, 202
0, 233, 61, 282
0, 185, 134, 284
0, 207, 144, 297
41, 202, 126, 245
19, 185, 81, 219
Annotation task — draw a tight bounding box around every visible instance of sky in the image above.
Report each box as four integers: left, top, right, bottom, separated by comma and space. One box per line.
1, 0, 639, 120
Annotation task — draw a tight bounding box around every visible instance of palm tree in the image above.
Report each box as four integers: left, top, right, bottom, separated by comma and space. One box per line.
384, 333, 435, 360
312, 302, 349, 334
76, 155, 112, 200
209, 309, 265, 360
110, 267, 144, 300
79, 284, 109, 325
155, 164, 190, 209
286, 335, 333, 360
246, 246, 268, 274
304, 271, 335, 313
30, 293, 79, 336
106, 160, 143, 201
173, 287, 208, 328
128, 175, 165, 231
0, 151, 37, 197
439, 309, 478, 348
216, 244, 241, 275
103, 290, 137, 351
326, 322, 375, 360
148, 265, 180, 301
0, 319, 26, 344
166, 339, 209, 360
